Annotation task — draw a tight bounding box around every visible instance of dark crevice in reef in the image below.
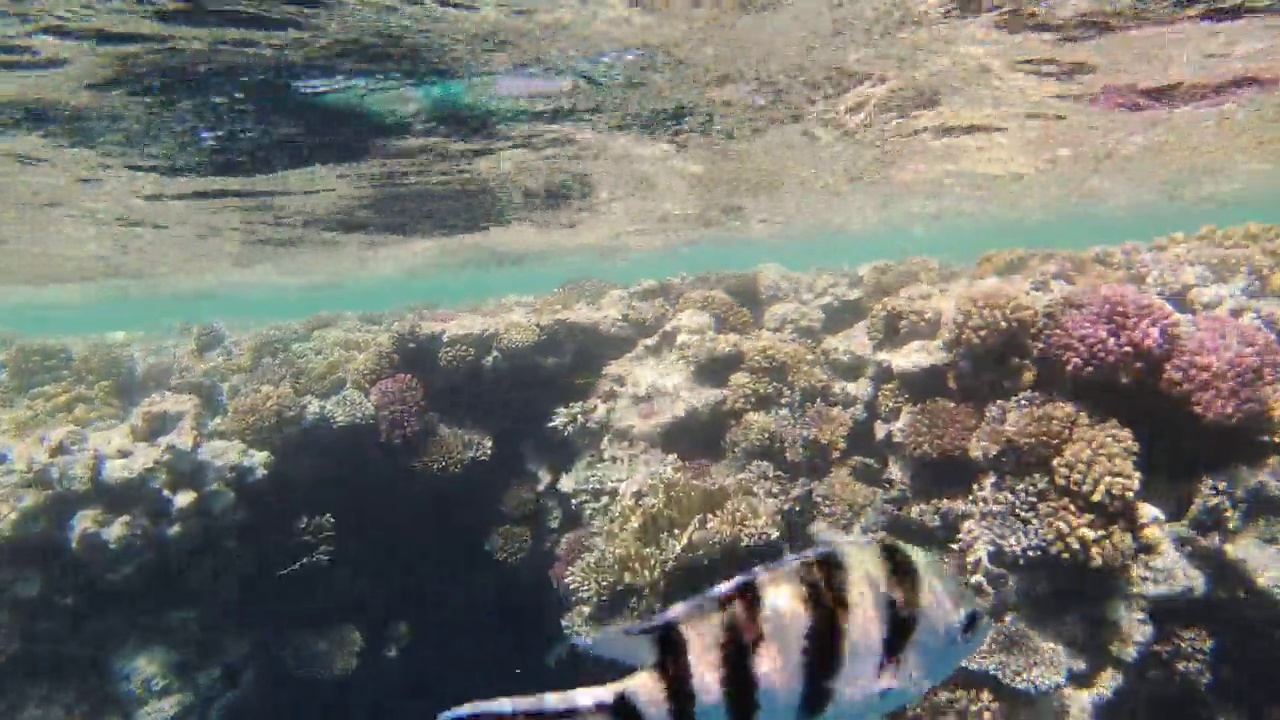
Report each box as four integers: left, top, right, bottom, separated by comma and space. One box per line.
204, 329, 641, 718
905, 458, 980, 501
1106, 540, 1280, 720
1050, 377, 1274, 508
659, 407, 732, 464
217, 422, 599, 720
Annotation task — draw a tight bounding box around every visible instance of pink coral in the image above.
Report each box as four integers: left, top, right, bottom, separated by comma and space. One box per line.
1160, 314, 1280, 427
368, 373, 427, 445
1038, 285, 1178, 385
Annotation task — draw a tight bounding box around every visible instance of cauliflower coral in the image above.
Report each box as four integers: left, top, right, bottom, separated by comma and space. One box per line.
1160, 313, 1280, 428
1038, 285, 1178, 385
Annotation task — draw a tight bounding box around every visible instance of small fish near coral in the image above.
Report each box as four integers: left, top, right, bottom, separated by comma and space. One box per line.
437, 533, 990, 720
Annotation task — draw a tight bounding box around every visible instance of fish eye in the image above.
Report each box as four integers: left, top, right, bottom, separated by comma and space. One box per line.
959, 609, 982, 639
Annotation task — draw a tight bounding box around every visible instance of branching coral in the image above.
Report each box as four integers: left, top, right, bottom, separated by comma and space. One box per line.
810, 463, 887, 534
220, 385, 304, 450
898, 682, 1003, 720
1, 340, 75, 395
673, 289, 755, 335
436, 339, 479, 371
1148, 626, 1214, 690
556, 455, 787, 634
857, 257, 948, 301
492, 320, 543, 354
368, 373, 427, 446
865, 289, 943, 349
964, 617, 1086, 694
963, 446, 1141, 571
414, 426, 493, 475
1159, 313, 1280, 428
1038, 284, 1178, 385
944, 283, 1042, 356
1039, 495, 1137, 570
723, 410, 781, 460
961, 472, 1059, 567
486, 524, 534, 564
780, 401, 856, 465
723, 334, 829, 412
0, 341, 141, 433
895, 398, 981, 460
943, 283, 1042, 397
725, 401, 857, 471
969, 393, 1085, 473
1050, 419, 1142, 513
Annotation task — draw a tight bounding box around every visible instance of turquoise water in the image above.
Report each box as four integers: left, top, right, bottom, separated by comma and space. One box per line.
2, 197, 1277, 338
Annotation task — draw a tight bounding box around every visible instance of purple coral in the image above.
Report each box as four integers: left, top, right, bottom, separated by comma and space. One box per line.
1038, 285, 1178, 384
1160, 314, 1280, 427
368, 373, 427, 445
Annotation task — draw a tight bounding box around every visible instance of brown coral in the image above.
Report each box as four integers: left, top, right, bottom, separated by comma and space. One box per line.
865, 291, 942, 349
944, 284, 1041, 397
674, 289, 755, 335
414, 426, 494, 475
1039, 496, 1136, 569
944, 284, 1041, 355
896, 399, 981, 460
1051, 419, 1142, 513
969, 394, 1085, 473
221, 385, 305, 450
723, 335, 828, 412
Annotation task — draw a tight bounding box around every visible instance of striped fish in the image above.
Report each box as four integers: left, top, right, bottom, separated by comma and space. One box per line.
437, 534, 992, 720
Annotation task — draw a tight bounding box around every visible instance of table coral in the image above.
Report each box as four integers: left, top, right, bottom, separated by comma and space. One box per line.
1159, 313, 1280, 428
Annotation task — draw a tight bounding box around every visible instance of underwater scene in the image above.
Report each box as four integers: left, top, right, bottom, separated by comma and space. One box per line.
4, 0, 1280, 718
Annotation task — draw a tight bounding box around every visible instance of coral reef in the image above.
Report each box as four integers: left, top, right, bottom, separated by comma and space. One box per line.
1159, 313, 1280, 429
3, 223, 1280, 718
368, 373, 428, 445
1037, 284, 1179, 386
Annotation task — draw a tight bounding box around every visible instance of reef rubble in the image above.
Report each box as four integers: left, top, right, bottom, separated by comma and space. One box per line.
3, 223, 1280, 718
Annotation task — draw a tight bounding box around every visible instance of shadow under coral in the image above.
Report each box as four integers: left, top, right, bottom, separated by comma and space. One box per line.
214, 422, 611, 720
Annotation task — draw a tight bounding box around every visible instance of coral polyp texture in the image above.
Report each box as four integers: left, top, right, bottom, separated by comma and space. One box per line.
1037, 284, 1179, 385
368, 372, 427, 445
1159, 313, 1280, 428
3, 222, 1280, 718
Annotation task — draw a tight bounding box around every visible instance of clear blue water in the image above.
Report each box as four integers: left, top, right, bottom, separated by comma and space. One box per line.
3, 197, 1276, 337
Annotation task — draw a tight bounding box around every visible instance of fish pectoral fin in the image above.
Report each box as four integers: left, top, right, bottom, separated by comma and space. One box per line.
562, 625, 656, 668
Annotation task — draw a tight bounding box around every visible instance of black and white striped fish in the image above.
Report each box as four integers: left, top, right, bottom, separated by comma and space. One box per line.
437, 534, 992, 720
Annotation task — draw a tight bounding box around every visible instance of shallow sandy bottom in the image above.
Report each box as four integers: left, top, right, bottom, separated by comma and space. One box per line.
2, 3, 1279, 298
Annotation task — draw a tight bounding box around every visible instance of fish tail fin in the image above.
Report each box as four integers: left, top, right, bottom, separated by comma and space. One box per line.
436, 679, 635, 720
